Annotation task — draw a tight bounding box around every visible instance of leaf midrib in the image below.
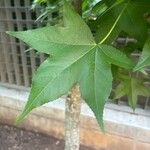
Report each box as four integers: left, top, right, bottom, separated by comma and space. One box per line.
94, 50, 101, 120
26, 38, 96, 47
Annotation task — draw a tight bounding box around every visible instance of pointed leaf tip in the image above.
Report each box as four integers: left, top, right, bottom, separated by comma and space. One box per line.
15, 109, 29, 125
63, 0, 71, 11
6, 31, 17, 36
134, 38, 150, 71
98, 119, 105, 133
6, 31, 12, 35
15, 116, 22, 125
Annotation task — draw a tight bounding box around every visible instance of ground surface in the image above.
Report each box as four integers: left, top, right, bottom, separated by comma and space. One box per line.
0, 124, 96, 150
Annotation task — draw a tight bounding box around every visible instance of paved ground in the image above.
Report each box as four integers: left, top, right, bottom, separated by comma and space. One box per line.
0, 124, 96, 150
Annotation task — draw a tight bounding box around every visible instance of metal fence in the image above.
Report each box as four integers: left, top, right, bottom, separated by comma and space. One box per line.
0, 0, 46, 87
0, 0, 150, 110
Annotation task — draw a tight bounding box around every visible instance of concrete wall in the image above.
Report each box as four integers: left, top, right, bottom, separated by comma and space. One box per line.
0, 84, 150, 150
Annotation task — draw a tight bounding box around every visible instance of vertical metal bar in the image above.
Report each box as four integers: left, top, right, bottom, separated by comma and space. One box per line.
14, 0, 29, 87
3, 0, 22, 85
144, 97, 150, 109
39, 54, 45, 64
0, 0, 7, 82
0, 34, 6, 82
1, 0, 14, 84
35, 6, 46, 64
25, 0, 36, 76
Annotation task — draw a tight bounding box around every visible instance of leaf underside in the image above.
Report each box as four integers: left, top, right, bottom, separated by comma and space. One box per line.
7, 1, 134, 130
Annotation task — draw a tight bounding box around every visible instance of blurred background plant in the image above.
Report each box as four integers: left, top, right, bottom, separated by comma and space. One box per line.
31, 0, 63, 25
31, 0, 102, 24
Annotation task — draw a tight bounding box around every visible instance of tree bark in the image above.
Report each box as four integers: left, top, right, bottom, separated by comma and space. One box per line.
65, 85, 81, 150
65, 1, 82, 150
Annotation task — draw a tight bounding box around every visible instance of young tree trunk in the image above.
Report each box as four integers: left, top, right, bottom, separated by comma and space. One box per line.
65, 85, 81, 150
65, 1, 82, 150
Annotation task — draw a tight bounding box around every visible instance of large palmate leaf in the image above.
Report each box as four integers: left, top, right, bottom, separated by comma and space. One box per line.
134, 38, 150, 71
7, 1, 134, 129
94, 0, 150, 46
114, 76, 150, 110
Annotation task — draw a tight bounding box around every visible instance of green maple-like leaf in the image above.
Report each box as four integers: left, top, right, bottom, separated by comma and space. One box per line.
7, 1, 134, 130
134, 37, 150, 71
94, 0, 150, 46
114, 76, 150, 110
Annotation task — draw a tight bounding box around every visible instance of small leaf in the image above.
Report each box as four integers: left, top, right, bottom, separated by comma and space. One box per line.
114, 77, 150, 110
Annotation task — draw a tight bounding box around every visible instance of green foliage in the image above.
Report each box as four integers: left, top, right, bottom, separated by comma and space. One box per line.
90, 0, 150, 47
82, 0, 102, 20
113, 76, 150, 110
32, 0, 100, 23
32, 0, 62, 24
6, 0, 150, 131
7, 1, 134, 129
90, 0, 150, 112
134, 38, 150, 71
